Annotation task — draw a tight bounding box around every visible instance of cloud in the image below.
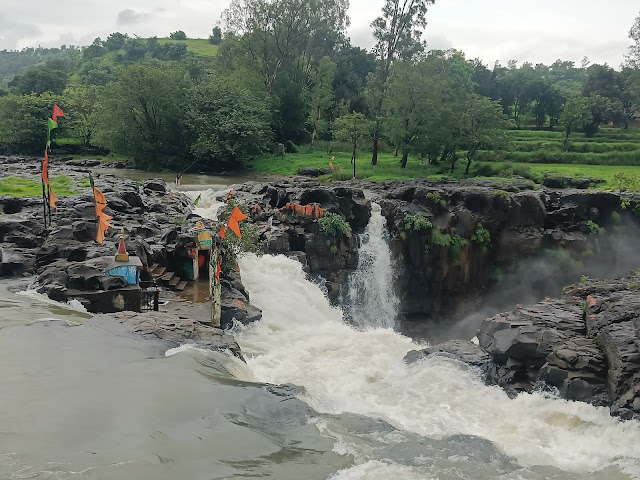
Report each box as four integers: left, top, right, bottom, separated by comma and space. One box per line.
0, 15, 41, 50
116, 9, 151, 26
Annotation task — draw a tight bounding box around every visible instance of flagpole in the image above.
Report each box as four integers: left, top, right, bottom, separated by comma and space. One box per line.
46, 145, 52, 224
41, 156, 47, 230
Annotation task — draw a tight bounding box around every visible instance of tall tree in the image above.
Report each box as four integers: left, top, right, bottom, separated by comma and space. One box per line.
308, 56, 337, 148
333, 113, 373, 178
222, 0, 349, 93
368, 0, 435, 165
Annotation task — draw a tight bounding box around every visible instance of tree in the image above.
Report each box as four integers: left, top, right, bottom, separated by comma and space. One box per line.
0, 92, 60, 153
308, 56, 336, 148
104, 32, 128, 51
169, 30, 187, 40
222, 0, 349, 93
94, 64, 190, 169
13, 65, 68, 95
626, 11, 640, 68
559, 96, 591, 146
184, 76, 272, 170
333, 112, 373, 178
461, 94, 512, 174
65, 86, 102, 146
383, 61, 432, 168
368, 0, 435, 165
209, 26, 222, 45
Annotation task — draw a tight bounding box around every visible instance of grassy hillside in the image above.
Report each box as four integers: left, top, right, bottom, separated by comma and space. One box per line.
157, 38, 219, 57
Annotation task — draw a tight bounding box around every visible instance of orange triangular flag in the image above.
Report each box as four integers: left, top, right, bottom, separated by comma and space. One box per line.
225, 190, 235, 203
42, 150, 50, 185
93, 187, 107, 216
215, 260, 221, 282
48, 186, 59, 209
230, 206, 247, 222
219, 225, 226, 239
227, 217, 242, 238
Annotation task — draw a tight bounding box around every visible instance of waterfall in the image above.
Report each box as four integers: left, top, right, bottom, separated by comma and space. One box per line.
344, 202, 398, 329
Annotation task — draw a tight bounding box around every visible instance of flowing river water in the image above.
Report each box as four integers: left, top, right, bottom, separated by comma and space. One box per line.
0, 182, 639, 479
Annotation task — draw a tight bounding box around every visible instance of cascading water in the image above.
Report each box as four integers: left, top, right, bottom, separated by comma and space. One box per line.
344, 202, 398, 329
176, 188, 640, 478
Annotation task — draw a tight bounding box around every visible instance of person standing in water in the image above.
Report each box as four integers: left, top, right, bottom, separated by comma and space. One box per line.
175, 174, 183, 186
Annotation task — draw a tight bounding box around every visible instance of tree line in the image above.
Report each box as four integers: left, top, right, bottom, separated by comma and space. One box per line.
1, 0, 640, 173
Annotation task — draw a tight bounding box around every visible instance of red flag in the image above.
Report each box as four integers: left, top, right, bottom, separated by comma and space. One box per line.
42, 150, 50, 185
52, 103, 66, 122
48, 187, 59, 209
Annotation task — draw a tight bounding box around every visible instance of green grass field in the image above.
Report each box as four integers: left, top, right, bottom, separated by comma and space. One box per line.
249, 148, 640, 191
157, 38, 219, 57
0, 175, 82, 198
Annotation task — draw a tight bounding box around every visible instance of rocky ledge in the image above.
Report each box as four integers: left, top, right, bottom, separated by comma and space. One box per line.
406, 269, 640, 420
94, 311, 244, 361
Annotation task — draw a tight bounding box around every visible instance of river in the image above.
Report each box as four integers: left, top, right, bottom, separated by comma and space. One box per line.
1, 177, 639, 479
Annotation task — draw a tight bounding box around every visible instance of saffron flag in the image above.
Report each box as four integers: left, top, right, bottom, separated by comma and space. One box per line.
42, 150, 50, 185
48, 186, 59, 210
227, 206, 247, 238
52, 104, 66, 122
215, 260, 221, 282
193, 193, 202, 206
92, 186, 112, 244
225, 190, 235, 203
219, 225, 226, 239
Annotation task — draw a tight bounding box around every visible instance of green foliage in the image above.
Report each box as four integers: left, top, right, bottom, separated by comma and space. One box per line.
218, 200, 264, 273
612, 171, 639, 191
403, 213, 432, 231
184, 75, 272, 164
169, 30, 187, 40
0, 92, 61, 153
447, 233, 468, 263
93, 64, 190, 169
209, 27, 222, 45
634, 204, 640, 217
316, 212, 351, 237
431, 228, 451, 246
586, 220, 604, 235
621, 197, 631, 209
611, 211, 622, 223
471, 223, 491, 246
492, 189, 511, 200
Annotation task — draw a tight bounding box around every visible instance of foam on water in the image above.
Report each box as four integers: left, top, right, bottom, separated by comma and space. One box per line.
237, 253, 640, 477
328, 460, 427, 480
184, 188, 227, 221
17, 288, 91, 314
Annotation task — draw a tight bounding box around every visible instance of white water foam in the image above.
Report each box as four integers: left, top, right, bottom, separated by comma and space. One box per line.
236, 253, 640, 477
344, 202, 398, 329
17, 289, 91, 314
328, 460, 426, 480
184, 188, 227, 221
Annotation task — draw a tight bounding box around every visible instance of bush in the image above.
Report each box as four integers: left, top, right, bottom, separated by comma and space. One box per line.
403, 213, 432, 231
316, 212, 351, 237
169, 30, 187, 40
471, 223, 491, 246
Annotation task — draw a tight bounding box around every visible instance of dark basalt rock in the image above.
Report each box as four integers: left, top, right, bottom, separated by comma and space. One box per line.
414, 271, 640, 420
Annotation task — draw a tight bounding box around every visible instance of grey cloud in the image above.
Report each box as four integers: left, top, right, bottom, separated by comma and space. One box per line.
116, 9, 151, 26
0, 15, 42, 50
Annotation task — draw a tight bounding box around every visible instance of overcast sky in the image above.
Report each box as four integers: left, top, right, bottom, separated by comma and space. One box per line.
1, 0, 637, 68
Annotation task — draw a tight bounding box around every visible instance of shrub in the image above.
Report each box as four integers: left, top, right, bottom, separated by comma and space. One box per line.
403, 213, 432, 231
586, 220, 604, 235
218, 199, 264, 273
471, 223, 491, 246
431, 229, 452, 246
316, 212, 351, 237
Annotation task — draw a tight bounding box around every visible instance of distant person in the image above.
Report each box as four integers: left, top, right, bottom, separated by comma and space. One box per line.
175, 173, 183, 186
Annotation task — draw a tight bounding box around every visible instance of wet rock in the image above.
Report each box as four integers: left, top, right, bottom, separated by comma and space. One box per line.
143, 179, 167, 194
102, 311, 244, 360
